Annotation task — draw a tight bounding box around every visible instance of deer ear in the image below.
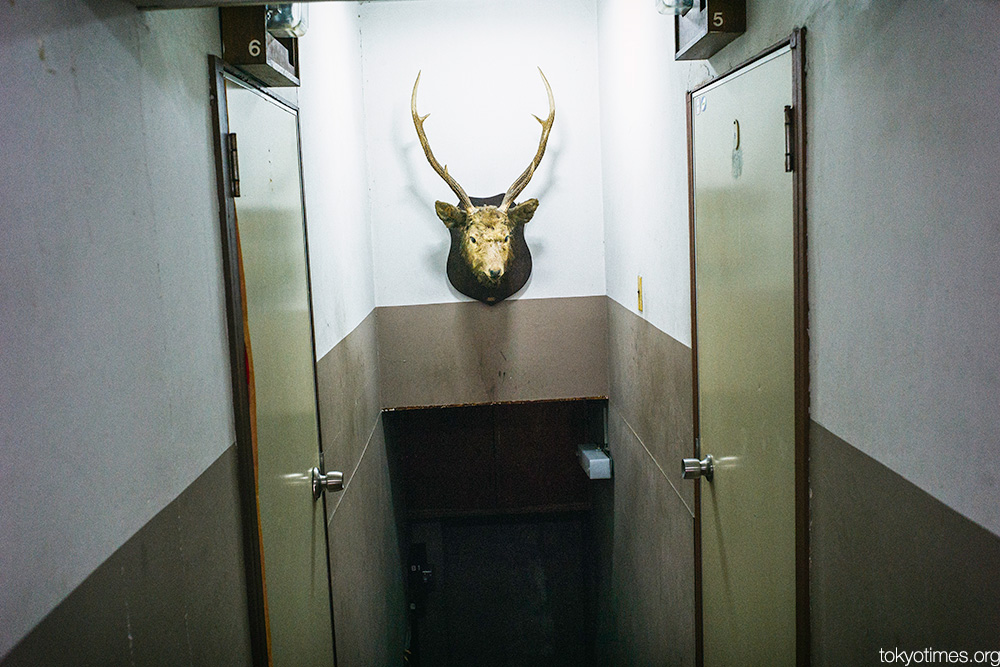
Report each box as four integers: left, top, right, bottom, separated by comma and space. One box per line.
508, 199, 539, 226
435, 201, 467, 228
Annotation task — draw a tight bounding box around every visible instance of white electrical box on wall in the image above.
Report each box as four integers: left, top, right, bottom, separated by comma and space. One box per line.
578, 444, 612, 479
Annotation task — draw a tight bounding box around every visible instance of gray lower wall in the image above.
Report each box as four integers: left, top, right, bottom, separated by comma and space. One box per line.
599, 298, 696, 665
327, 418, 407, 666
316, 311, 383, 519
810, 422, 1000, 663
1, 445, 252, 667
316, 311, 407, 665
376, 296, 610, 409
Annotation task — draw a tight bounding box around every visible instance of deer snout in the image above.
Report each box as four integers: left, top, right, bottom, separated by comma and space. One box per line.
472, 245, 507, 285
481, 257, 505, 283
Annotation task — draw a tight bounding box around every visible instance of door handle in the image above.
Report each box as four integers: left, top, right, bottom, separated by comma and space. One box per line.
311, 467, 344, 499
681, 455, 714, 482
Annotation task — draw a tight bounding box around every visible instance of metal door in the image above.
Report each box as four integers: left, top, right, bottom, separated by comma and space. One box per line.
687, 41, 807, 666
213, 65, 337, 667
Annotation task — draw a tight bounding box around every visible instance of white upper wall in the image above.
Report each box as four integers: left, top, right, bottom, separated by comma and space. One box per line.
0, 4, 230, 657
803, 1, 1000, 537
360, 0, 606, 307
597, 0, 708, 346
298, 3, 376, 357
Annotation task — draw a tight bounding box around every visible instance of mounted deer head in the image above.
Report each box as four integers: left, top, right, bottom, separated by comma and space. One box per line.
412, 69, 555, 304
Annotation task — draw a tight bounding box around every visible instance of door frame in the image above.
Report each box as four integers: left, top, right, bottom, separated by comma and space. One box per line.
686, 29, 809, 667
208, 55, 337, 667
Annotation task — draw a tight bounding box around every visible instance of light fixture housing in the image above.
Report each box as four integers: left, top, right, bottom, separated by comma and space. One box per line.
655, 0, 693, 16
266, 4, 309, 38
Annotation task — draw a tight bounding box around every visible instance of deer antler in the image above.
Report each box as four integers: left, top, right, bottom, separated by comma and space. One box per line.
499, 68, 556, 213
411, 71, 473, 211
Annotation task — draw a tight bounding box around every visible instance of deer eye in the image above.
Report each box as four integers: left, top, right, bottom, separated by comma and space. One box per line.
504, 235, 510, 243
469, 236, 477, 244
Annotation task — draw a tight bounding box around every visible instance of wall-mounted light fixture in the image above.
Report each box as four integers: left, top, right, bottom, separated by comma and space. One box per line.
655, 0, 693, 16
266, 4, 309, 38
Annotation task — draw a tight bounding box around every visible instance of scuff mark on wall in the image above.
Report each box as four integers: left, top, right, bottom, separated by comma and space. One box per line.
37, 38, 56, 75
123, 578, 137, 667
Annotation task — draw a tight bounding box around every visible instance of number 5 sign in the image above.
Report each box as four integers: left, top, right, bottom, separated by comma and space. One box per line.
675, 0, 746, 61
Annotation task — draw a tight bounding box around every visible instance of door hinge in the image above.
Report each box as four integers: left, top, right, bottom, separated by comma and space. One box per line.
227, 132, 241, 197
784, 105, 794, 173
